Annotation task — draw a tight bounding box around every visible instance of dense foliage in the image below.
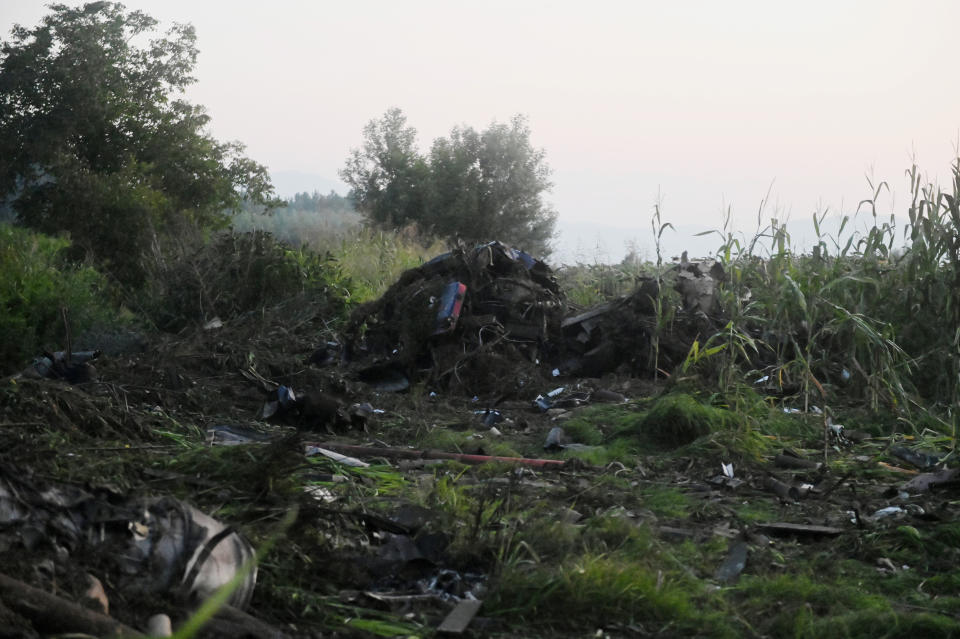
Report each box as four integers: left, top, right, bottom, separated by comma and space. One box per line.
0, 224, 107, 368
0, 2, 276, 286
341, 108, 556, 256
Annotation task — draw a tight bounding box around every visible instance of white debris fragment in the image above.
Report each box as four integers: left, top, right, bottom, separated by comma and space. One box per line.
304, 446, 370, 468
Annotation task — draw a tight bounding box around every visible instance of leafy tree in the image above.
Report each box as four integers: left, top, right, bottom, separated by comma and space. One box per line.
0, 2, 276, 286
427, 116, 555, 254
341, 109, 556, 256
340, 108, 430, 230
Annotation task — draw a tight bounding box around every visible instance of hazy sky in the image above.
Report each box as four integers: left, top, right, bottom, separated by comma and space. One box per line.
3, 1, 959, 254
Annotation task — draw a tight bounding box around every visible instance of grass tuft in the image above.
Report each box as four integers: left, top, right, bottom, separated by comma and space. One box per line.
638, 393, 735, 448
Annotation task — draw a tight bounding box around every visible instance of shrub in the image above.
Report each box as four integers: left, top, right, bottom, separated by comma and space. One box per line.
0, 224, 109, 371
143, 230, 351, 331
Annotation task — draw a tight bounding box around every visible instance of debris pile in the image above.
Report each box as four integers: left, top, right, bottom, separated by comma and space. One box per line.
342, 241, 565, 396
18, 350, 100, 384
0, 464, 257, 633
340, 242, 732, 394
674, 253, 726, 316
558, 256, 725, 378
558, 278, 663, 377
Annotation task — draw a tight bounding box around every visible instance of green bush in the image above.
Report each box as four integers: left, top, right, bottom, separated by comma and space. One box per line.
0, 224, 109, 371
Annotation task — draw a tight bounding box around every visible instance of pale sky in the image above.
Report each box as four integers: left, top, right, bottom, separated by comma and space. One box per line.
3, 1, 959, 258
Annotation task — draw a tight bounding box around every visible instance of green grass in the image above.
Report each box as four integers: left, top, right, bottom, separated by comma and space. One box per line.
556, 416, 605, 446
638, 485, 691, 518
558, 437, 639, 465
734, 500, 779, 524
490, 553, 699, 626
732, 573, 960, 639
330, 227, 447, 302
417, 426, 523, 459
638, 393, 738, 448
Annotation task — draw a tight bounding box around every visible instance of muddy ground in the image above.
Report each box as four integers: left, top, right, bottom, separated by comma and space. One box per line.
1, 276, 959, 638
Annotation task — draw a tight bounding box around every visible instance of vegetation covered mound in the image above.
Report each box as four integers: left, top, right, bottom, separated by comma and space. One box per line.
638, 393, 736, 448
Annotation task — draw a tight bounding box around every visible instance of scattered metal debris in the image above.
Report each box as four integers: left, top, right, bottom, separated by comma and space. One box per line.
773, 451, 822, 471
902, 467, 959, 493
206, 424, 274, 446
890, 446, 942, 471
305, 445, 371, 468
0, 465, 258, 612
438, 598, 483, 634
19, 350, 100, 383
714, 538, 748, 584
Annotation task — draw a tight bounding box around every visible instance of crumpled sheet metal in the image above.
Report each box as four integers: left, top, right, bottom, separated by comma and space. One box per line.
18, 350, 101, 383
674, 255, 726, 316
0, 468, 257, 610
121, 497, 257, 609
